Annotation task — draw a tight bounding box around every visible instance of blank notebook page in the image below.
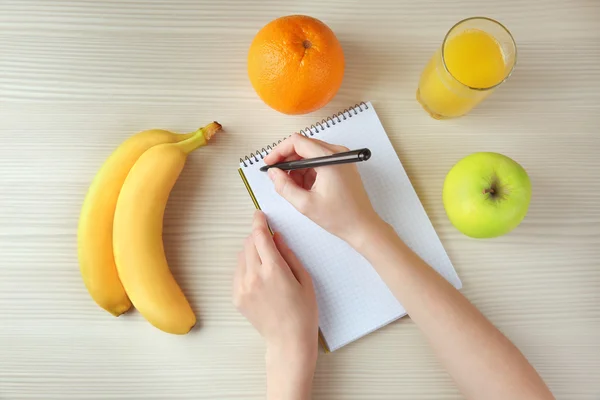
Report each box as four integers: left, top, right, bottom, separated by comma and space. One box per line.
239, 102, 461, 351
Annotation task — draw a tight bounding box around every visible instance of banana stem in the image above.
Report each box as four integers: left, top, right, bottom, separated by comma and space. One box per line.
177, 122, 222, 154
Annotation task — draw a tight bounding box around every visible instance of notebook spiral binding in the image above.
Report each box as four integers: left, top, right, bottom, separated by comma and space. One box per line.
240, 102, 369, 167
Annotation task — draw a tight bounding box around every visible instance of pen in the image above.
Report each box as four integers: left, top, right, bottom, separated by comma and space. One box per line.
260, 148, 371, 172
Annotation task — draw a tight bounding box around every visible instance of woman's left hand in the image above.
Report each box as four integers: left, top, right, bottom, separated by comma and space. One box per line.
233, 210, 319, 400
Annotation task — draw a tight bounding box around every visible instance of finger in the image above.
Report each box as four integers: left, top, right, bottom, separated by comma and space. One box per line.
280, 148, 312, 188
303, 139, 351, 176
268, 168, 312, 214
252, 210, 285, 264
273, 232, 312, 286
308, 137, 350, 154
281, 155, 307, 187
283, 154, 303, 163
263, 133, 334, 165
289, 170, 306, 187
244, 234, 261, 272
303, 168, 317, 189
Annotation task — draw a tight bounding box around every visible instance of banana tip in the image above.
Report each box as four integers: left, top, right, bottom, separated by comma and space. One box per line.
203, 121, 222, 140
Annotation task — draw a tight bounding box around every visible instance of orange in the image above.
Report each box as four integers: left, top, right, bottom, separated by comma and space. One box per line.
248, 15, 345, 115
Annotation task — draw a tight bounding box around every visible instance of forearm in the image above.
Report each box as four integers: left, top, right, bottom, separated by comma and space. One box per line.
266, 346, 316, 400
353, 221, 554, 400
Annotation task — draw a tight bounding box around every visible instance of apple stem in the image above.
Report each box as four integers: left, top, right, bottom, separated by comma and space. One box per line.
483, 188, 495, 194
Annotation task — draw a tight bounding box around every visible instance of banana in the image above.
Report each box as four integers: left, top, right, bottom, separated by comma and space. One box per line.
78, 128, 195, 316
113, 122, 221, 334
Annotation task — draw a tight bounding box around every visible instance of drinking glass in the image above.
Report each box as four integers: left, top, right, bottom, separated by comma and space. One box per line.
416, 17, 517, 119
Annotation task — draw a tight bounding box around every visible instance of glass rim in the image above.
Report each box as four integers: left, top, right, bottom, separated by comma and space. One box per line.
441, 16, 517, 91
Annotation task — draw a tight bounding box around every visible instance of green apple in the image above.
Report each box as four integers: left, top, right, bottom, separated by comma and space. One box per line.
443, 152, 531, 238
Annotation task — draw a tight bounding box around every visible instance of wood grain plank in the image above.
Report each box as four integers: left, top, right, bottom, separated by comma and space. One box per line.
1, 0, 599, 399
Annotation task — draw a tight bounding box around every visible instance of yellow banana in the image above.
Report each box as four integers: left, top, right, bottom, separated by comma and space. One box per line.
78, 128, 195, 316
113, 122, 221, 334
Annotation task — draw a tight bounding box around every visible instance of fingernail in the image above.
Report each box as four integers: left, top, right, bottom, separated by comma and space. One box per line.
267, 168, 276, 180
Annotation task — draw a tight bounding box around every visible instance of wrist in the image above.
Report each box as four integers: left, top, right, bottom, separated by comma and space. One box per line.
346, 216, 394, 254
349, 218, 417, 279
266, 343, 317, 400
266, 342, 317, 375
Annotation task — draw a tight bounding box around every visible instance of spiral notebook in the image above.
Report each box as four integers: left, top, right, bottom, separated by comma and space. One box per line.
238, 102, 461, 352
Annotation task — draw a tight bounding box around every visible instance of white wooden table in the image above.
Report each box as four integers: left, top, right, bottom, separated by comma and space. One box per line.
1, 1, 599, 399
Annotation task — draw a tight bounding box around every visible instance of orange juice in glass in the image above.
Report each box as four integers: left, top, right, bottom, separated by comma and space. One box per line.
417, 17, 517, 119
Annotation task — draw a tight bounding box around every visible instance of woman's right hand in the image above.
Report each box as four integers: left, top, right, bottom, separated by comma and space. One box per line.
263, 133, 384, 247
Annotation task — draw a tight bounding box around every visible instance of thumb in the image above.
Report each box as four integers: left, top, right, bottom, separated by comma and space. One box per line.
268, 168, 311, 214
